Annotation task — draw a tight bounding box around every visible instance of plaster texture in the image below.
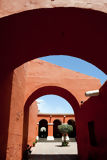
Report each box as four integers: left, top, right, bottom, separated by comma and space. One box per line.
28, 101, 38, 145
24, 59, 101, 105
6, 65, 26, 160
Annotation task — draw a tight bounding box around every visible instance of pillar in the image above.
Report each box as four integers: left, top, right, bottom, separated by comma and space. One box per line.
47, 123, 54, 140
63, 115, 66, 123
36, 123, 39, 140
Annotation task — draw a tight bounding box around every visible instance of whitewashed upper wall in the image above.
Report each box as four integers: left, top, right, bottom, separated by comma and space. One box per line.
0, 0, 107, 18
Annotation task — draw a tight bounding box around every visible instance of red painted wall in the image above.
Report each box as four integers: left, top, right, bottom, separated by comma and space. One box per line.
6, 66, 26, 160
77, 82, 107, 160
37, 114, 75, 124
28, 101, 38, 145
0, 72, 13, 160
37, 114, 75, 137
3, 59, 100, 160
24, 59, 101, 105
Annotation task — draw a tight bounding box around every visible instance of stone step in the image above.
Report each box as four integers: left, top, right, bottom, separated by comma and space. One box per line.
38, 138, 76, 142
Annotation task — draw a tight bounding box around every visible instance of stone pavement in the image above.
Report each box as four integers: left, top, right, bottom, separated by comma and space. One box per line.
28, 142, 78, 160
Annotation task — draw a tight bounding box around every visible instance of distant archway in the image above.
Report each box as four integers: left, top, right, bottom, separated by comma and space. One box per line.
53, 119, 62, 138
39, 119, 48, 138
22, 85, 79, 152
68, 119, 76, 138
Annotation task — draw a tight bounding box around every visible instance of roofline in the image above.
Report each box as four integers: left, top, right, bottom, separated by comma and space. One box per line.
37, 59, 101, 80
38, 113, 75, 116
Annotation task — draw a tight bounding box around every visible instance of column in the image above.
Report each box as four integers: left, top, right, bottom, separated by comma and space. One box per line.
36, 123, 39, 140
47, 123, 54, 140
63, 115, 66, 123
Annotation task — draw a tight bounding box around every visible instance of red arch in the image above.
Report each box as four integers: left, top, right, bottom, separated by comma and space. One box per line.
0, 7, 107, 74
53, 119, 62, 124
24, 86, 79, 114
0, 7, 107, 160
39, 119, 48, 123
22, 85, 79, 154
39, 119, 48, 138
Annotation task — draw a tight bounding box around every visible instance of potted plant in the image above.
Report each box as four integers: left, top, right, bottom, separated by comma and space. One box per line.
33, 142, 35, 147
58, 124, 73, 146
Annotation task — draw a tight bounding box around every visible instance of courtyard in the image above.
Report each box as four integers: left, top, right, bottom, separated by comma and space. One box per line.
28, 141, 78, 160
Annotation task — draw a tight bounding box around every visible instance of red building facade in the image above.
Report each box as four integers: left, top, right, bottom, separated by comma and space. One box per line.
36, 113, 75, 140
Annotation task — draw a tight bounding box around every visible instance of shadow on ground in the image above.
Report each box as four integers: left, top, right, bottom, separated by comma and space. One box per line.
55, 145, 71, 147
38, 138, 76, 142
28, 154, 78, 160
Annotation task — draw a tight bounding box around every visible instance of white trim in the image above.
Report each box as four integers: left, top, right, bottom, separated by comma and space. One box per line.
36, 136, 39, 140
48, 123, 53, 125
47, 136, 54, 140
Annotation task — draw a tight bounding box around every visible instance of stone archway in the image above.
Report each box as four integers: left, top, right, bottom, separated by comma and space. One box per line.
39, 119, 48, 138
22, 86, 80, 154
53, 119, 62, 138
0, 8, 107, 74
0, 5, 107, 160
67, 119, 76, 138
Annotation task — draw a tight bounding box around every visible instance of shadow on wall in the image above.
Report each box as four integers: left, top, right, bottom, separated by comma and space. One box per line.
0, 72, 13, 160
0, 7, 107, 74
78, 81, 107, 160
28, 154, 78, 160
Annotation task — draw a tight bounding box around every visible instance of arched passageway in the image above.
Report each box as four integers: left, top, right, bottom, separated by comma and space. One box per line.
0, 6, 107, 160
39, 119, 48, 138
53, 119, 62, 138
68, 119, 76, 138
23, 86, 79, 153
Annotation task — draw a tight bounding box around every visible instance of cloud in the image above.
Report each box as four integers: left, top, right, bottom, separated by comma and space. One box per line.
36, 95, 74, 114
36, 99, 45, 104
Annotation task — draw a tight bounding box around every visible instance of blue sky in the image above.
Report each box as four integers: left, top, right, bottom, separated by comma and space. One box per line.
37, 95, 74, 114
36, 55, 107, 114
